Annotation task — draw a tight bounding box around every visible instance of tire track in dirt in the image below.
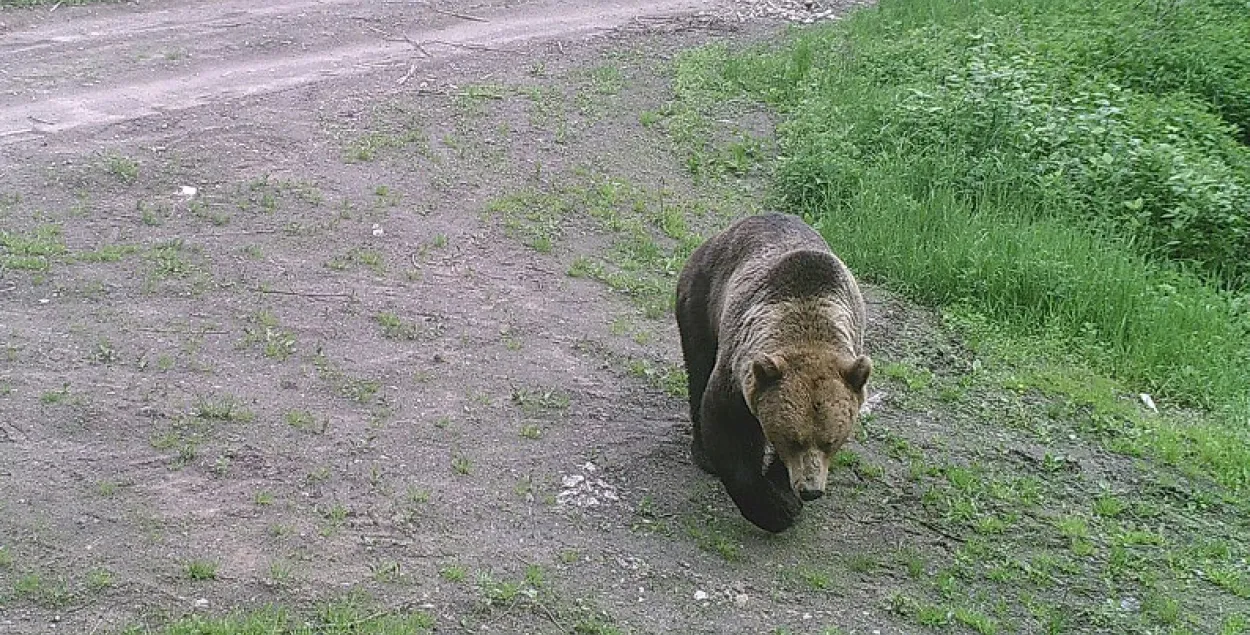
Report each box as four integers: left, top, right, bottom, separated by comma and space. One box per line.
0, 0, 722, 144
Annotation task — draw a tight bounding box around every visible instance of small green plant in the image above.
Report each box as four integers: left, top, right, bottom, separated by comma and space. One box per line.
285, 409, 327, 434
268, 560, 293, 585
1, 224, 67, 270
103, 153, 140, 184
374, 312, 421, 340
510, 386, 571, 415
192, 395, 254, 422
183, 559, 218, 581
1094, 495, 1127, 518
86, 568, 114, 591
242, 310, 297, 360
440, 564, 467, 582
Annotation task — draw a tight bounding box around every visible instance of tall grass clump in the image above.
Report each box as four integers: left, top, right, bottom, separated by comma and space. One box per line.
671, 0, 1250, 413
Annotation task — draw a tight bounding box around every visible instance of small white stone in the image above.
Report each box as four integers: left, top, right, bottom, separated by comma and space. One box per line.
194, 598, 209, 608
372, 223, 384, 237
734, 593, 748, 607
179, 186, 198, 199
693, 590, 708, 601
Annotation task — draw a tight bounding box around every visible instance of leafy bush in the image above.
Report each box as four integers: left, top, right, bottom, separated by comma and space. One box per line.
672, 0, 1250, 412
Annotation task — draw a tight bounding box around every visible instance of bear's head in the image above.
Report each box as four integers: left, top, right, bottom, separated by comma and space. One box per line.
743, 348, 872, 502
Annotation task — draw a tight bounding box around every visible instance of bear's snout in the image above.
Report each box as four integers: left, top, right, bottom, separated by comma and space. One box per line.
798, 486, 825, 502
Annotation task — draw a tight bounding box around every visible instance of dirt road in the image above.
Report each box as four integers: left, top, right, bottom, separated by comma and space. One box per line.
0, 0, 730, 142
0, 1, 935, 634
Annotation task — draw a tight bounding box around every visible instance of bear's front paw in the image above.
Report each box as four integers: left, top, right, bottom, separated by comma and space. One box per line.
723, 468, 803, 534
745, 491, 802, 533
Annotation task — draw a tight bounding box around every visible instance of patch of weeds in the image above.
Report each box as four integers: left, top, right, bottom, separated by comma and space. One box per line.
86, 568, 114, 591
285, 409, 327, 434
482, 189, 575, 253
500, 327, 524, 351
341, 377, 381, 403
39, 382, 71, 405
451, 451, 473, 476
624, 357, 688, 398
75, 243, 139, 263
111, 595, 435, 631
12, 573, 72, 608
683, 515, 741, 562
97, 479, 120, 497
585, 64, 625, 96
879, 361, 934, 392
318, 502, 350, 536
519, 424, 543, 440
235, 174, 322, 213
326, 247, 386, 275
312, 348, 382, 405
268, 560, 293, 586
137, 200, 171, 226
0, 224, 67, 271
345, 127, 430, 163
90, 338, 120, 365
406, 486, 432, 505
143, 239, 197, 281
440, 564, 467, 583
453, 83, 510, 117
953, 606, 998, 634
254, 490, 275, 506
183, 559, 218, 581
102, 152, 140, 184
192, 394, 254, 422
370, 560, 402, 584
370, 312, 425, 342
1093, 494, 1127, 518
510, 386, 571, 416
844, 553, 880, 574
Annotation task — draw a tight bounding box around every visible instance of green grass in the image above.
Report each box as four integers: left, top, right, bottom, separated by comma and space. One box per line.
1, 224, 67, 271
121, 597, 435, 634
668, 0, 1250, 417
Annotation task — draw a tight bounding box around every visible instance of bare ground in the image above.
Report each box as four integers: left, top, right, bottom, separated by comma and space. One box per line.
1, 1, 1243, 634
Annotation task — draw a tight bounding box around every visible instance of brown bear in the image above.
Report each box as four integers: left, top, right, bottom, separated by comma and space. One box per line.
674, 212, 872, 533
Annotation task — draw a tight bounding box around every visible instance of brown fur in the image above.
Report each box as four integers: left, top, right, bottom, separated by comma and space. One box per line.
675, 212, 871, 532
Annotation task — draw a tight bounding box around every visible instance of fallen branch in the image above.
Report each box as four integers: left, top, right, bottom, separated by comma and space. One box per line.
254, 287, 354, 299
362, 24, 432, 57
135, 327, 230, 335
427, 6, 489, 22
424, 39, 516, 54
907, 516, 967, 543
396, 62, 418, 85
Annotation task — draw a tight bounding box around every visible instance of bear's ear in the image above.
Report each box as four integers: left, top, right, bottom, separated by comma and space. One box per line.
842, 355, 872, 393
751, 353, 786, 386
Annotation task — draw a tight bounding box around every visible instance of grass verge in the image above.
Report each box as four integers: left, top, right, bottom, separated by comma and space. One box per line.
667, 0, 1250, 416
